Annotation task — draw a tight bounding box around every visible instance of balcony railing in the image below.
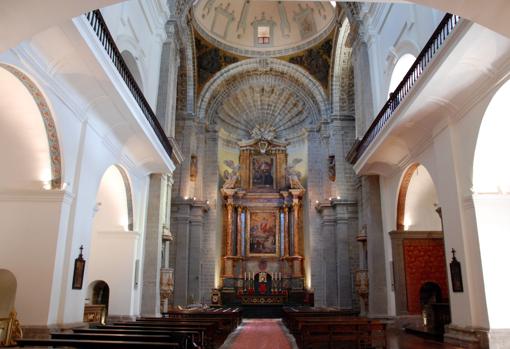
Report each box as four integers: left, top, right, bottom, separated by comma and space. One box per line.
347, 13, 461, 165
85, 10, 173, 159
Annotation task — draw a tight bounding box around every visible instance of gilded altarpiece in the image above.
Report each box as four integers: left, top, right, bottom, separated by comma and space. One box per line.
219, 138, 309, 306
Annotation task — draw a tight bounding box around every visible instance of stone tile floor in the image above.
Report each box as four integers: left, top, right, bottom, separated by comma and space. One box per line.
386, 329, 464, 349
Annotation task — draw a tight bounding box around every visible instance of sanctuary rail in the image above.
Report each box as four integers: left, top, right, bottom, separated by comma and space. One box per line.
347, 13, 461, 164
84, 10, 173, 159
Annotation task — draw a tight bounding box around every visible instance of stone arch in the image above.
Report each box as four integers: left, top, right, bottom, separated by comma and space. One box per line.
93, 164, 133, 232
120, 49, 144, 91
177, 17, 196, 115
387, 52, 418, 98
331, 16, 354, 117
472, 78, 510, 329
114, 165, 134, 231
396, 163, 441, 231
0, 63, 62, 189
197, 58, 330, 126
396, 163, 420, 230
87, 165, 138, 316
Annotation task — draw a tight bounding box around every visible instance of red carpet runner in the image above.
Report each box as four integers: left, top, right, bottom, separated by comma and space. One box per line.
222, 319, 295, 349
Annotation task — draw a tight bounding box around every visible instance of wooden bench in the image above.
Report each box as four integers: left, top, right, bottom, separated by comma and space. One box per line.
51, 332, 191, 347
16, 338, 179, 348
160, 307, 242, 328
282, 306, 358, 333
293, 318, 386, 349
138, 315, 237, 340
97, 323, 213, 348
74, 327, 201, 347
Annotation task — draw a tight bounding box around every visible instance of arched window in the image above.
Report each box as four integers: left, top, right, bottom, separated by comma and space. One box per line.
388, 54, 416, 98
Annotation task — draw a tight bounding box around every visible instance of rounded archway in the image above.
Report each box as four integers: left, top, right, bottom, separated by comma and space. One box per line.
388, 53, 416, 98
472, 79, 510, 329
0, 64, 66, 325
396, 163, 442, 231
87, 165, 138, 317
393, 163, 448, 317
0, 64, 62, 190
121, 50, 144, 91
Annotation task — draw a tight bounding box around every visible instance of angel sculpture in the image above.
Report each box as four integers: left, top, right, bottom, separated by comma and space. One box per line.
222, 160, 240, 189
286, 158, 304, 189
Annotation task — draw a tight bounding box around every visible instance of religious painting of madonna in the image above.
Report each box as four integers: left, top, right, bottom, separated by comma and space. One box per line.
251, 155, 275, 189
247, 211, 279, 256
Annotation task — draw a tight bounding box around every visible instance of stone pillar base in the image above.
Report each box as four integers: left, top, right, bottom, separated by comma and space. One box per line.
486, 329, 510, 349
444, 324, 489, 349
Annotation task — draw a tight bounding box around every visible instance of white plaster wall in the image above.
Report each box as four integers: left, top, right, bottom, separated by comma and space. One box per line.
101, 0, 170, 109
0, 21, 164, 326
93, 166, 130, 232
87, 166, 139, 316
88, 231, 139, 316
377, 79, 502, 328
0, 192, 70, 326
0, 68, 52, 191
362, 3, 443, 127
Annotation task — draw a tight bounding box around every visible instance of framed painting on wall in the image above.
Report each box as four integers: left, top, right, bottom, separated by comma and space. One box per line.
247, 210, 279, 256
72, 245, 86, 290
251, 155, 275, 189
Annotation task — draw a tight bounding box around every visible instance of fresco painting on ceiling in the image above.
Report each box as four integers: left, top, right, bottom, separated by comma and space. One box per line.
248, 211, 278, 255
252, 155, 275, 188
294, 5, 317, 39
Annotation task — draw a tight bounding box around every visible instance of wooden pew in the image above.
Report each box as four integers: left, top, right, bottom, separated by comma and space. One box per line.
137, 314, 238, 341
16, 338, 179, 348
97, 323, 213, 348
292, 317, 386, 349
282, 306, 358, 333
160, 307, 242, 328
74, 327, 200, 348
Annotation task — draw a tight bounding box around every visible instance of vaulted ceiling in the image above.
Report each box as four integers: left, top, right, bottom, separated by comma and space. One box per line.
192, 0, 337, 57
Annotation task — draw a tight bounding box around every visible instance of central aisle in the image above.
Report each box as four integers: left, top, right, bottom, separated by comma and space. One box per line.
220, 319, 297, 349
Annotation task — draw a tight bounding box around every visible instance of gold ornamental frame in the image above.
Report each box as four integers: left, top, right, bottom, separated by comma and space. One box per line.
246, 208, 280, 257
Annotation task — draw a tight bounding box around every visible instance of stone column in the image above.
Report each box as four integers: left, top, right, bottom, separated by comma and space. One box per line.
188, 204, 206, 304
306, 127, 325, 304
200, 127, 219, 302
156, 19, 180, 138
334, 201, 358, 310
141, 174, 165, 316
172, 204, 191, 306
352, 38, 375, 138
320, 205, 337, 306
361, 175, 387, 316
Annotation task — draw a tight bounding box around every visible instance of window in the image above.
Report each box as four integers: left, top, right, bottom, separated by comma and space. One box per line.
257, 26, 270, 44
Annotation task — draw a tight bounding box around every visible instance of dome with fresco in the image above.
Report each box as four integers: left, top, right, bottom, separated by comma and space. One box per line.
192, 0, 338, 57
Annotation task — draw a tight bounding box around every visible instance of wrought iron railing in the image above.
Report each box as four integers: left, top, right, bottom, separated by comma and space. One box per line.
347, 13, 461, 165
85, 10, 173, 159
